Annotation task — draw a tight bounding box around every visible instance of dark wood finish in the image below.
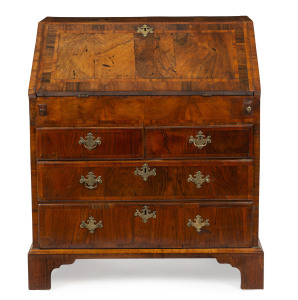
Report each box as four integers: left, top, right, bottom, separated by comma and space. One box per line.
146, 126, 253, 159
37, 160, 253, 201
35, 96, 254, 127
29, 96, 39, 248
38, 103, 47, 116
28, 243, 263, 290
28, 252, 75, 290
252, 94, 260, 245
28, 16, 262, 289
39, 204, 133, 248
38, 202, 252, 249
37, 127, 143, 160
216, 251, 264, 289
40, 16, 253, 23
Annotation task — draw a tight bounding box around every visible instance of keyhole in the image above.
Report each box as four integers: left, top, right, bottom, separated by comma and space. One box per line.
144, 28, 147, 31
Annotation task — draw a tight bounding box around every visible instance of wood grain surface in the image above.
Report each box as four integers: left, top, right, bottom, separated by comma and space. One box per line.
29, 17, 260, 95
28, 243, 263, 290
37, 160, 253, 201
35, 96, 254, 127
37, 127, 143, 160
38, 202, 253, 249
146, 125, 253, 159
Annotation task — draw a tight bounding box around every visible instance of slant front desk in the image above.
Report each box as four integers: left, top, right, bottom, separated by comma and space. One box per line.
28, 16, 263, 289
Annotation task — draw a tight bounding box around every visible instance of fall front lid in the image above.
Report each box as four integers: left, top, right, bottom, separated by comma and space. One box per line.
29, 17, 260, 96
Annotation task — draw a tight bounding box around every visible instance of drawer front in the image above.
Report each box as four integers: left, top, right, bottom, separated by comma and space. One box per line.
37, 160, 253, 201
36, 128, 143, 160
147, 126, 253, 159
38, 202, 252, 248
35, 96, 254, 127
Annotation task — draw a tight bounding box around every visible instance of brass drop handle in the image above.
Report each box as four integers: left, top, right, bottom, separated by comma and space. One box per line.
80, 172, 102, 190
134, 164, 156, 181
134, 206, 156, 223
80, 216, 103, 233
187, 171, 210, 189
187, 215, 209, 233
189, 131, 211, 149
79, 133, 101, 150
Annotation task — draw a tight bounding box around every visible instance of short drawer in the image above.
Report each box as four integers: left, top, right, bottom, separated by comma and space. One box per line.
36, 127, 143, 160
38, 202, 253, 248
146, 126, 253, 159
37, 160, 253, 201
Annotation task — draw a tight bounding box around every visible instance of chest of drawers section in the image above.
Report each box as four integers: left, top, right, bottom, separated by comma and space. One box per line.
33, 95, 255, 251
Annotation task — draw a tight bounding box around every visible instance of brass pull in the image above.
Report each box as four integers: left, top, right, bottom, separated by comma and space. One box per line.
134, 206, 156, 223
187, 171, 210, 189
189, 131, 211, 149
79, 133, 101, 150
187, 215, 209, 233
245, 106, 252, 114
80, 216, 103, 233
80, 172, 102, 190
244, 99, 253, 114
137, 24, 154, 37
134, 164, 156, 181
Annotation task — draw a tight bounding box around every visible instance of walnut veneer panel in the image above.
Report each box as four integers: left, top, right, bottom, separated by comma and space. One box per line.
38, 202, 252, 248
36, 128, 143, 160
146, 126, 253, 159
35, 96, 254, 127
37, 160, 253, 201
29, 17, 259, 95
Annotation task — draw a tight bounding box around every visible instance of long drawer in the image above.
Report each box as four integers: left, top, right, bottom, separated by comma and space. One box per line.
36, 127, 143, 160
37, 160, 253, 201
35, 96, 254, 127
146, 126, 253, 159
38, 202, 253, 248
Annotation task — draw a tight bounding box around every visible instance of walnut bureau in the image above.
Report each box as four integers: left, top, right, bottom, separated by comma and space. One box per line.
28, 17, 263, 289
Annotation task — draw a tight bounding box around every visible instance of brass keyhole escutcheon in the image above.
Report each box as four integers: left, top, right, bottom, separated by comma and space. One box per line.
187, 171, 210, 189
134, 206, 156, 223
137, 24, 154, 37
134, 164, 156, 181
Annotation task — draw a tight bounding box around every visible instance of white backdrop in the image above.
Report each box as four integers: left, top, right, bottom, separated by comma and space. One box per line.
0, 0, 297, 299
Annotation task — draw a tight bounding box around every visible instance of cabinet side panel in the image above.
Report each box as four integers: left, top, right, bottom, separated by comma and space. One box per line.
252, 94, 260, 246
246, 21, 260, 93
29, 97, 39, 247
29, 23, 45, 95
